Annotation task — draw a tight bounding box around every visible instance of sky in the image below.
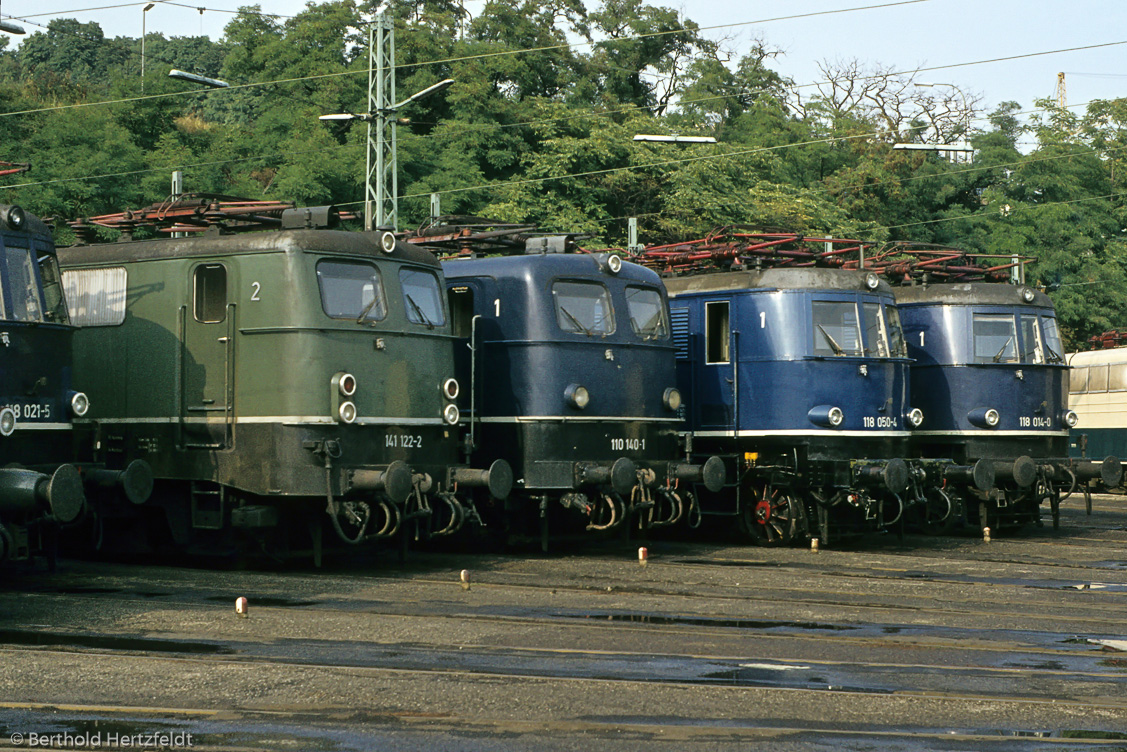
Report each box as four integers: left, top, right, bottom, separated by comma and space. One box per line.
5, 0, 1127, 129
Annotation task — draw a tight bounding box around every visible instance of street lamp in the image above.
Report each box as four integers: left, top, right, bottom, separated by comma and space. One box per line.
169, 69, 230, 89
914, 81, 972, 162
633, 134, 717, 144
320, 77, 454, 230
141, 3, 155, 92
0, 19, 25, 34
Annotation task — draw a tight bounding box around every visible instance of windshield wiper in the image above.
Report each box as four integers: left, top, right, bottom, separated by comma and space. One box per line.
993, 337, 1013, 363
633, 316, 664, 341
560, 306, 593, 336
817, 325, 846, 356
356, 295, 382, 324
405, 294, 434, 329
1044, 343, 1063, 363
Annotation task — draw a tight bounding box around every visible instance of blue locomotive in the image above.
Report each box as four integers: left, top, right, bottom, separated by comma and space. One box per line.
406, 222, 723, 548
0, 205, 87, 562
878, 244, 1118, 530
635, 232, 962, 545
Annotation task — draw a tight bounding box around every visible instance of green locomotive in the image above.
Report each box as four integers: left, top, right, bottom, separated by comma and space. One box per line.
57, 201, 509, 560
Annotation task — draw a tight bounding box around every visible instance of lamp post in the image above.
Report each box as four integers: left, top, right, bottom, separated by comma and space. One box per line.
319, 6, 453, 231
0, 18, 24, 34
915, 81, 971, 162
141, 3, 155, 92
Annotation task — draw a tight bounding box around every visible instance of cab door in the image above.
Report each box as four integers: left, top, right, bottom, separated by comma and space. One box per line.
180, 262, 233, 449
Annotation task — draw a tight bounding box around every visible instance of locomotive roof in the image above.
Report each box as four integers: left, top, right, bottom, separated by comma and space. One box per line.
56, 228, 441, 269
442, 251, 663, 286
893, 282, 1052, 308
661, 267, 893, 296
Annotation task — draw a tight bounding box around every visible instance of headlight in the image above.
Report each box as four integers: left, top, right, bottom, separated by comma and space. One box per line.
1064, 410, 1079, 428
907, 407, 924, 427
443, 403, 460, 425
607, 254, 623, 274
1020, 286, 1036, 303
338, 400, 357, 423
565, 384, 590, 410
968, 407, 1000, 428
334, 372, 357, 397
5, 205, 25, 230
70, 391, 90, 417
443, 378, 460, 400
380, 231, 397, 254
808, 405, 844, 428
663, 387, 682, 412
0, 407, 16, 436
864, 272, 880, 290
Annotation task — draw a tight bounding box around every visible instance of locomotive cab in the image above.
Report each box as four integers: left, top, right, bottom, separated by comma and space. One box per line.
57, 205, 506, 561
0, 205, 89, 562
665, 267, 928, 544
896, 282, 1117, 529
442, 248, 721, 547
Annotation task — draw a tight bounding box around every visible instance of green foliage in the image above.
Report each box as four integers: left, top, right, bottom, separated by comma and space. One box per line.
3, 1, 1127, 341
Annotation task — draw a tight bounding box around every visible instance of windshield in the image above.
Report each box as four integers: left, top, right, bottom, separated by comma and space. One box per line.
553, 280, 614, 336
813, 301, 862, 356
1020, 314, 1044, 364
317, 260, 387, 322
862, 302, 889, 357
885, 305, 907, 357
399, 268, 446, 327
625, 286, 668, 340
2, 244, 45, 322
973, 313, 1018, 363
1042, 316, 1064, 363
37, 253, 70, 324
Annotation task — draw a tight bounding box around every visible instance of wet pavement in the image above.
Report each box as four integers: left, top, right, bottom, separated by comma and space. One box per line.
1, 496, 1126, 750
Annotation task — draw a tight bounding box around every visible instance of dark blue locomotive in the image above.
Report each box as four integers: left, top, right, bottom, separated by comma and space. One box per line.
634, 233, 970, 545
406, 222, 722, 548
889, 247, 1120, 529
0, 205, 87, 563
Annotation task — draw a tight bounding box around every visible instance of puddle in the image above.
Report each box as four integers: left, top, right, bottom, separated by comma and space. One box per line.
673, 559, 780, 568
0, 629, 234, 655
577, 613, 858, 631
203, 595, 317, 607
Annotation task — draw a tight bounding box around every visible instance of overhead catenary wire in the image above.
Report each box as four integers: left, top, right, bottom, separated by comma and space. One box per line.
7, 0, 1122, 120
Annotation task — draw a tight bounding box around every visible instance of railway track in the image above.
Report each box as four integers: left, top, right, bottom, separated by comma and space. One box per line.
0, 500, 1125, 751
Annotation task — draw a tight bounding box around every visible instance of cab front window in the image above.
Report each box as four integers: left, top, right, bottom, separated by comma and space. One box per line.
625, 286, 668, 340
885, 305, 908, 357
1020, 315, 1044, 364
862, 302, 889, 357
1042, 316, 1064, 363
812, 301, 862, 356
972, 313, 1017, 364
399, 268, 446, 328
317, 260, 387, 322
552, 280, 614, 336
2, 244, 44, 322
